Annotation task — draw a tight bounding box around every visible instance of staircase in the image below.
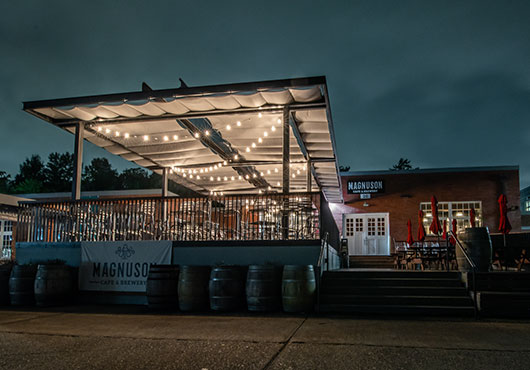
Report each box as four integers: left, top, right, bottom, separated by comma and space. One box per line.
469, 272, 530, 317
348, 256, 395, 269
319, 270, 475, 316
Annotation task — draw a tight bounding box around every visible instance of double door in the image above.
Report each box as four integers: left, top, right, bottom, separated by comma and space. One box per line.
343, 213, 389, 255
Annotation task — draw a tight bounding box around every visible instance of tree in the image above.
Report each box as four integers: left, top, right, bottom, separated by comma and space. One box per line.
82, 158, 119, 191
0, 171, 11, 193
14, 155, 46, 187
43, 152, 74, 192
390, 158, 418, 171
118, 168, 153, 189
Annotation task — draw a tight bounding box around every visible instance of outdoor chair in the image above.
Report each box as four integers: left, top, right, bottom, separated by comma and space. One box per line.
517, 249, 530, 271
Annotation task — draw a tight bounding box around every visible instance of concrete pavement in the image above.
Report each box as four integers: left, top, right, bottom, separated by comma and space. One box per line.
0, 307, 528, 369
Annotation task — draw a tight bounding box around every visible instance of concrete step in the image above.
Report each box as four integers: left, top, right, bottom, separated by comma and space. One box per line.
321, 285, 469, 296
477, 291, 530, 317
319, 303, 475, 317
320, 294, 473, 307
468, 272, 530, 292
324, 271, 461, 279
322, 277, 463, 287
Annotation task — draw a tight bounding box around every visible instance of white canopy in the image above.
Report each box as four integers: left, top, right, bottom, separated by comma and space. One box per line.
24, 77, 343, 203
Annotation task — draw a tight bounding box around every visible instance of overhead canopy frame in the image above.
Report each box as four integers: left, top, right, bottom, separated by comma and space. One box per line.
23, 76, 343, 203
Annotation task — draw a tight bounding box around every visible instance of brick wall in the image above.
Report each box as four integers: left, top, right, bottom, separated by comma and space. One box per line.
332, 168, 521, 243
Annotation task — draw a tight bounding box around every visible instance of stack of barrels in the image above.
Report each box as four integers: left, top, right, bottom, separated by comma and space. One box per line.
0, 263, 75, 307
146, 264, 316, 313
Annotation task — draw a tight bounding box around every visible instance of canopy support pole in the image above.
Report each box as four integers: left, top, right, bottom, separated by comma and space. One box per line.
72, 122, 84, 200
306, 159, 312, 192
161, 168, 169, 235
282, 106, 290, 239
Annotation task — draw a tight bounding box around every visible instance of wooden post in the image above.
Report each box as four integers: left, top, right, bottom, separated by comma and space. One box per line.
282, 106, 290, 239
72, 122, 84, 200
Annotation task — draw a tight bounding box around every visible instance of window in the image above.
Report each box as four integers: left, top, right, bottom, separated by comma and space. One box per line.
0, 220, 13, 259
525, 199, 530, 213
345, 218, 354, 236
420, 201, 482, 235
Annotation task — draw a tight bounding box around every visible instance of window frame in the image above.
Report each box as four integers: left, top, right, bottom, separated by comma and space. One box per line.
420, 201, 482, 236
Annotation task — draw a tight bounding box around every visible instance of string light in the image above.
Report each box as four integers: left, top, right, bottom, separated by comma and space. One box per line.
234, 154, 238, 160
163, 135, 169, 141
258, 137, 262, 143
205, 130, 210, 136
143, 135, 149, 141
246, 147, 251, 152
263, 131, 268, 137
115, 131, 120, 137
251, 142, 256, 148
277, 118, 281, 124
226, 124, 231, 130
97, 127, 102, 132
124, 133, 130, 139
271, 126, 276, 132
105, 128, 111, 134
258, 113, 262, 118
194, 133, 200, 138
237, 121, 241, 126
173, 135, 178, 140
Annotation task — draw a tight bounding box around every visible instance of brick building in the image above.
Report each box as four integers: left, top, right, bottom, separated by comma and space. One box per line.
332, 166, 521, 256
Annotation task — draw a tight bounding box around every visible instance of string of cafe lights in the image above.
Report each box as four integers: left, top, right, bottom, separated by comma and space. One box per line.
92, 111, 307, 187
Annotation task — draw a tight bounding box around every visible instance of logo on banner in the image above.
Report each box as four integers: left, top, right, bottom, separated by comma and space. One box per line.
116, 244, 135, 260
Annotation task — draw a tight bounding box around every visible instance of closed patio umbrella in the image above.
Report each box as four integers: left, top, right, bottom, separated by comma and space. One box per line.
407, 219, 414, 246
469, 208, 476, 228
498, 194, 511, 249
442, 219, 448, 240
429, 196, 442, 235
449, 219, 457, 246
417, 210, 426, 242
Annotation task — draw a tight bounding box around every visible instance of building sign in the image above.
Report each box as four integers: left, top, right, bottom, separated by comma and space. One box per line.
347, 180, 385, 194
79, 241, 172, 292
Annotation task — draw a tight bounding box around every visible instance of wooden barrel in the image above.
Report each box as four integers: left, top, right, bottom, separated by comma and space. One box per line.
246, 265, 282, 312
178, 266, 210, 311
457, 227, 492, 272
146, 265, 179, 310
34, 264, 73, 307
9, 265, 37, 306
209, 266, 245, 312
282, 265, 316, 313
0, 265, 12, 305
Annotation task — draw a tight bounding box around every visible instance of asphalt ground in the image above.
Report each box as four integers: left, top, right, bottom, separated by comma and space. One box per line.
0, 306, 529, 370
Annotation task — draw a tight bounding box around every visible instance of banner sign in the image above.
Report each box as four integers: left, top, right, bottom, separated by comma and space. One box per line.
79, 241, 172, 292
347, 180, 385, 194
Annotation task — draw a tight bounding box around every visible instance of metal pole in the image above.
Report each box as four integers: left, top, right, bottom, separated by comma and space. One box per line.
72, 122, 84, 200
282, 106, 290, 239
162, 168, 169, 198
306, 159, 312, 192
161, 168, 168, 234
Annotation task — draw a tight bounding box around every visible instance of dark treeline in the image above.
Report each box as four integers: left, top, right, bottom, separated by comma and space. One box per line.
0, 152, 183, 195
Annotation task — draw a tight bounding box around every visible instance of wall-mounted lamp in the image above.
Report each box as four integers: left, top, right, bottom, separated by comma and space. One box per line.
363, 202, 370, 207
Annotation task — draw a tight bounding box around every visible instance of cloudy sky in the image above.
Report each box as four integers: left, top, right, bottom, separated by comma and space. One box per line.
1, 0, 529, 187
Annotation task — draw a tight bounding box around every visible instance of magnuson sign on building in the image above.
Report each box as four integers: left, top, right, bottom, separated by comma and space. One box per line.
347, 179, 385, 194
79, 241, 171, 292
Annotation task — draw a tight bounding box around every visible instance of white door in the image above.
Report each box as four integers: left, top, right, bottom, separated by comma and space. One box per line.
343, 213, 390, 256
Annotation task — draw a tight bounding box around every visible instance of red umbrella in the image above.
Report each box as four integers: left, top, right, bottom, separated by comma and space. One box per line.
469, 208, 476, 228
442, 219, 448, 240
498, 194, 511, 234
406, 219, 414, 246
449, 219, 457, 245
429, 195, 442, 235
417, 210, 426, 242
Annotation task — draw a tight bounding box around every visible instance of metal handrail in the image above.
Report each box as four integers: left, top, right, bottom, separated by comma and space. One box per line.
316, 231, 329, 312
449, 230, 479, 319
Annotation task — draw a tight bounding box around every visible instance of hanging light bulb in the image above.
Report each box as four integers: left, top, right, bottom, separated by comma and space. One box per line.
217, 176, 221, 181
292, 173, 296, 178
277, 181, 280, 186
173, 135, 178, 140
260, 172, 264, 176
223, 161, 227, 166
209, 166, 213, 171
234, 154, 238, 160
264, 131, 268, 137
246, 147, 250, 152
251, 142, 256, 148
143, 135, 149, 141
236, 121, 241, 126
258, 112, 262, 118
218, 162, 223, 167
188, 169, 192, 174
297, 170, 301, 175
97, 127, 103, 132
205, 130, 210, 136
258, 137, 262, 143
238, 175, 242, 180
226, 124, 231, 130
196, 175, 200, 180
214, 165, 218, 170
183, 173, 187, 178
105, 128, 111, 134
194, 132, 200, 138
115, 131, 120, 137
210, 176, 214, 181
277, 118, 281, 124
124, 133, 130, 139
271, 126, 276, 132
163, 135, 169, 141
267, 170, 271, 175
245, 175, 249, 179
268, 186, 272, 191
258, 190, 262, 194
200, 169, 204, 173
253, 173, 257, 178
224, 176, 228, 181
231, 176, 235, 181
274, 168, 278, 173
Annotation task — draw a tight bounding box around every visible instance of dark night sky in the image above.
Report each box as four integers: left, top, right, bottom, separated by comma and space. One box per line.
1, 1, 529, 187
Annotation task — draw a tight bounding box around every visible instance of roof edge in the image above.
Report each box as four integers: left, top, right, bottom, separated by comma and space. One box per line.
341, 165, 520, 177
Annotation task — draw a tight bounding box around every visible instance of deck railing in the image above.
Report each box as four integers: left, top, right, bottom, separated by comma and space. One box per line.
16, 192, 323, 243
